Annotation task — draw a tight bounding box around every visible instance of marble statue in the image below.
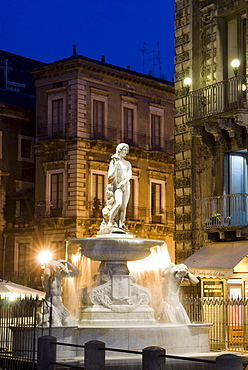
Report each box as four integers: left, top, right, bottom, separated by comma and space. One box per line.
99, 143, 132, 234
37, 259, 79, 327
158, 263, 199, 325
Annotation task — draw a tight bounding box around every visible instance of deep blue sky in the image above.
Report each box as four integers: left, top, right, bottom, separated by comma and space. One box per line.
1, 0, 174, 81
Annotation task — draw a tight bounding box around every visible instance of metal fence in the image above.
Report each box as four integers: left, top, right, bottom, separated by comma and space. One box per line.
0, 297, 43, 370
183, 296, 248, 353
2, 297, 248, 369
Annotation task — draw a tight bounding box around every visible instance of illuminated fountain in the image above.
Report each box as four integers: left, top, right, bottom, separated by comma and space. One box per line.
60, 143, 211, 357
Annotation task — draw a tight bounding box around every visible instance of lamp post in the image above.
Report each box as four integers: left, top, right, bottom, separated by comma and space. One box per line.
231, 59, 240, 77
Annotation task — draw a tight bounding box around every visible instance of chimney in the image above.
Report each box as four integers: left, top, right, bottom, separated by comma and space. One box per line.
73, 45, 77, 56
101, 55, 105, 63
127, 65, 130, 70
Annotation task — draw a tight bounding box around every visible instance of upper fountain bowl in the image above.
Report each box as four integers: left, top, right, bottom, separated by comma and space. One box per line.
68, 236, 165, 262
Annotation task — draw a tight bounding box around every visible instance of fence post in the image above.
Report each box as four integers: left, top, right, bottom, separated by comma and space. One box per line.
85, 340, 105, 370
37, 335, 56, 370
142, 346, 166, 370
216, 354, 243, 370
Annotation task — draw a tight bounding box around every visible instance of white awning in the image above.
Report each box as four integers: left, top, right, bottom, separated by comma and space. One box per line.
183, 241, 248, 279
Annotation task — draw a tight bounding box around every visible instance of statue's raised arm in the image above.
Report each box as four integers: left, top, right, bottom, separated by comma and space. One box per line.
100, 143, 132, 233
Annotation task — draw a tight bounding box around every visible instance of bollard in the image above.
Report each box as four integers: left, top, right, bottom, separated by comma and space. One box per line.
142, 346, 166, 370
37, 335, 57, 370
216, 354, 243, 370
85, 340, 105, 370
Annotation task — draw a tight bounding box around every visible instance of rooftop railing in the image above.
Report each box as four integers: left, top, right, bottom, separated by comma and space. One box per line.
186, 76, 247, 122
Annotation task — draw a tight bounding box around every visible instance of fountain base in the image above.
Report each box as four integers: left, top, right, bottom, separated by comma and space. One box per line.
11, 323, 212, 360
78, 305, 156, 326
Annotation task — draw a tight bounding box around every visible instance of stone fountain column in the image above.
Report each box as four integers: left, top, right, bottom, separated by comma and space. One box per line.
69, 234, 164, 326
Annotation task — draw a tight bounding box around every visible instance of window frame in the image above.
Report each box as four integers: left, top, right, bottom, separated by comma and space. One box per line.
149, 105, 165, 151
90, 170, 107, 209
150, 179, 165, 223
46, 169, 66, 217
121, 99, 137, 145
48, 92, 66, 138
18, 135, 34, 162
90, 88, 109, 139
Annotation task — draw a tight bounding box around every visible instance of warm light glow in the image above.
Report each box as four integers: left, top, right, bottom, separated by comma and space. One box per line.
183, 77, 192, 87
71, 253, 81, 265
38, 250, 53, 265
128, 244, 171, 273
242, 83, 247, 91
231, 59, 240, 68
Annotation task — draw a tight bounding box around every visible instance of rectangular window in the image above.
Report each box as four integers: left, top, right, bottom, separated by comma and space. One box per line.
50, 173, 63, 217
92, 174, 104, 204
18, 135, 34, 162
52, 99, 63, 135
17, 243, 28, 274
93, 100, 104, 138
124, 107, 134, 144
127, 179, 135, 220
151, 182, 162, 223
151, 114, 161, 150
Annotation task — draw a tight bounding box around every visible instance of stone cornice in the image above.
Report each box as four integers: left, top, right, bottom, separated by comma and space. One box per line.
32, 58, 174, 94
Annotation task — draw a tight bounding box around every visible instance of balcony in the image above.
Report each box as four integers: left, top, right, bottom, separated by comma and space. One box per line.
201, 193, 248, 230
186, 76, 247, 123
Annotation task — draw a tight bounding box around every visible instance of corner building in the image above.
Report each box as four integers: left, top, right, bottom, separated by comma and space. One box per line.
175, 0, 248, 299
32, 54, 175, 264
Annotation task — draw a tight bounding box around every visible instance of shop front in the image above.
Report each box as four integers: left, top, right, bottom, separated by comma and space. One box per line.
183, 241, 248, 348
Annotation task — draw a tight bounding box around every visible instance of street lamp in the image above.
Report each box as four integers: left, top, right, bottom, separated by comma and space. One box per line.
38, 250, 53, 267
231, 59, 240, 77
183, 77, 192, 94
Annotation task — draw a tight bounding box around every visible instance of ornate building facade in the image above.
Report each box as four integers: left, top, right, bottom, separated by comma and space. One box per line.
29, 53, 175, 285
175, 0, 248, 298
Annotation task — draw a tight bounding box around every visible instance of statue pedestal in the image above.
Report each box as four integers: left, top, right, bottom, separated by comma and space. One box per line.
79, 273, 156, 326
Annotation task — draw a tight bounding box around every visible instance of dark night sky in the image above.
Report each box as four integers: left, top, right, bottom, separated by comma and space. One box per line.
1, 0, 174, 81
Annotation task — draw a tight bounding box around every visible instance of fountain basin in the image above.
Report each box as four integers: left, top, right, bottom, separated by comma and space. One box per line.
68, 236, 165, 262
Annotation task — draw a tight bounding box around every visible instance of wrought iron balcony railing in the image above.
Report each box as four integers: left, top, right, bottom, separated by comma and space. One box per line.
201, 193, 248, 229
187, 76, 247, 122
